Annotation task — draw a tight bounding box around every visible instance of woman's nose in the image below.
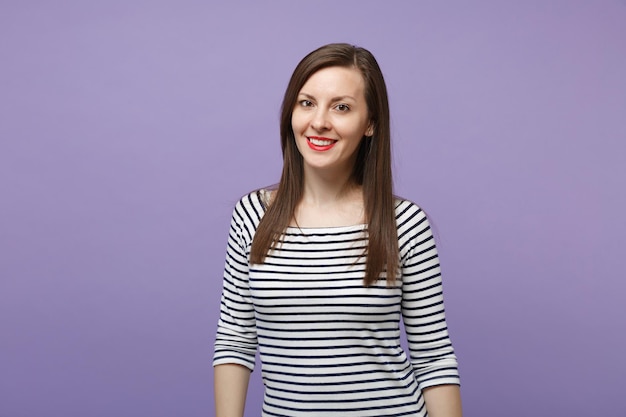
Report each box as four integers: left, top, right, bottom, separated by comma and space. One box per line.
311, 109, 331, 131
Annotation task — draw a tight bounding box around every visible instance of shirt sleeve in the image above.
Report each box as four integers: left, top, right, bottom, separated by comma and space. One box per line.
213, 202, 258, 371
399, 203, 460, 388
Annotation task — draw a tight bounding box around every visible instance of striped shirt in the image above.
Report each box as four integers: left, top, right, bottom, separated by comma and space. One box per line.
214, 190, 460, 417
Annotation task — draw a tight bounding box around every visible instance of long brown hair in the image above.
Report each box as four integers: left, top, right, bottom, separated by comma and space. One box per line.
250, 43, 398, 286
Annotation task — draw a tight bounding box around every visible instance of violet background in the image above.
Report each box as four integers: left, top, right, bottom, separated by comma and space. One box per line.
1, 1, 625, 416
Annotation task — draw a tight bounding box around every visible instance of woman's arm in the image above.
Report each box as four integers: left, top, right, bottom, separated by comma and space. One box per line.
213, 197, 261, 416
398, 202, 462, 415
214, 363, 251, 417
423, 384, 463, 417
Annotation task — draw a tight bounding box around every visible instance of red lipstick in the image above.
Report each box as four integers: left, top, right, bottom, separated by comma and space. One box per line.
307, 136, 337, 151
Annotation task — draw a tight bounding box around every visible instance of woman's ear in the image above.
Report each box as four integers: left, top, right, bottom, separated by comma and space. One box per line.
365, 122, 374, 137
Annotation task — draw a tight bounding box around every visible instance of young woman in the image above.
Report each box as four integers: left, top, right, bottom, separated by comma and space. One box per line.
213, 43, 462, 417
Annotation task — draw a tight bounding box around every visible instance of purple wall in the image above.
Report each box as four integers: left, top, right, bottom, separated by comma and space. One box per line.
1, 1, 624, 416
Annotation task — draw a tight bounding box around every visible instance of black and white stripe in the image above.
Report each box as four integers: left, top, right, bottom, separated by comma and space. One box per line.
214, 191, 460, 417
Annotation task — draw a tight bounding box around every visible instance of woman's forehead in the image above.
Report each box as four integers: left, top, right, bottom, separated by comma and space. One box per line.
299, 66, 365, 98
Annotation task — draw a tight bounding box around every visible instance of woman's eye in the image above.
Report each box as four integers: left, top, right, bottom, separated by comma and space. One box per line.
336, 104, 350, 112
299, 100, 313, 107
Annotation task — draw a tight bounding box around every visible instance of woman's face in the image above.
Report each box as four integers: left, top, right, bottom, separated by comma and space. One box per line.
291, 66, 373, 178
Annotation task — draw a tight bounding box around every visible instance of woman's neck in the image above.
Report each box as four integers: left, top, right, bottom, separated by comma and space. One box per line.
293, 169, 364, 228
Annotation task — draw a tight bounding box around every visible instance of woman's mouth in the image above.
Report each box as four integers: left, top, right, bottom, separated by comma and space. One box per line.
307, 136, 337, 151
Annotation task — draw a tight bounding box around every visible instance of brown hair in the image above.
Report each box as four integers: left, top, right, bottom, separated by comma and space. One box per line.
250, 43, 398, 286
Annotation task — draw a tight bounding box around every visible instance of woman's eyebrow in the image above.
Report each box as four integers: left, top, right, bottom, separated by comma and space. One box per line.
298, 92, 356, 102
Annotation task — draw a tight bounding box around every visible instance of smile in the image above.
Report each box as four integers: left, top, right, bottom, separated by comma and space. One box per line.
307, 136, 337, 151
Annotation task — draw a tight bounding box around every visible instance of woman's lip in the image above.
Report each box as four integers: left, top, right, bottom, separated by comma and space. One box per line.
307, 136, 337, 151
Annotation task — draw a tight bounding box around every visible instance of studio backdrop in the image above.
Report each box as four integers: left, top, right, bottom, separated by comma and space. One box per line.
1, 1, 624, 416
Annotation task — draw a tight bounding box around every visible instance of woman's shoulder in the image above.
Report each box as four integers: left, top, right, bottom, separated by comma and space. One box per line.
394, 196, 427, 220
393, 196, 435, 236
393, 197, 438, 260
235, 188, 273, 210
230, 188, 271, 226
